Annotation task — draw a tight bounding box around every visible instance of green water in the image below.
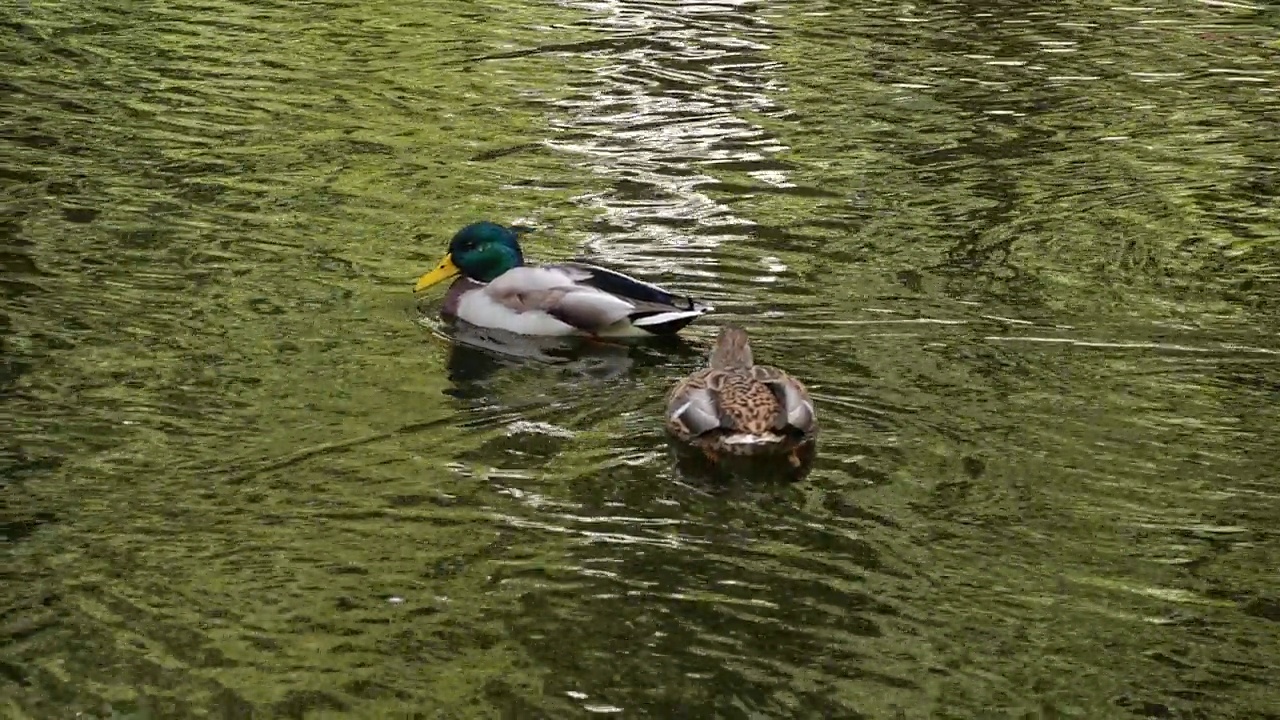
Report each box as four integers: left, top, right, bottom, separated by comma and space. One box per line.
3, 0, 1279, 717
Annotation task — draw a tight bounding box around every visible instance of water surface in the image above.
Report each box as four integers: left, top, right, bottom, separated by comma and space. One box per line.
3, 0, 1279, 717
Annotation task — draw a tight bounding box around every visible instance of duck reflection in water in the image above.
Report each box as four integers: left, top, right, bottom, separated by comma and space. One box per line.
437, 318, 701, 401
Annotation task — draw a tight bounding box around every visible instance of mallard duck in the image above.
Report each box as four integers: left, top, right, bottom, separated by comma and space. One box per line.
413, 221, 713, 337
665, 325, 817, 467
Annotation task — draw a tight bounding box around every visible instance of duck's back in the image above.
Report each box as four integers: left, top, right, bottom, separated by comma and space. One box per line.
709, 370, 786, 435
666, 365, 814, 443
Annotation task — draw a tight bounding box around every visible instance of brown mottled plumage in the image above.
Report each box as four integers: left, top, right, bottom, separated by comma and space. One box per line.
664, 325, 817, 467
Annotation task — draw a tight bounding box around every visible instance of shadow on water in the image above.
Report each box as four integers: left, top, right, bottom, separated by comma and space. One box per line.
2, 0, 1279, 717
1, 147, 67, 540
434, 317, 706, 392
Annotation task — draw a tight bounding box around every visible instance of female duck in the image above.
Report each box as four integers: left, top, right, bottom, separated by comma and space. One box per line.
665, 325, 817, 468
413, 222, 712, 337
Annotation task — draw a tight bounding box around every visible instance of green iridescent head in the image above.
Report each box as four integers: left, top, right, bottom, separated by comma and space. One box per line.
413, 221, 526, 290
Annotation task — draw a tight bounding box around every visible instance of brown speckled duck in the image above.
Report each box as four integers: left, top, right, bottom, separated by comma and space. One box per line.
664, 325, 817, 468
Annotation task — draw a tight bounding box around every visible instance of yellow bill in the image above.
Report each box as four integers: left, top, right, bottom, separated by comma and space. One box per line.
414, 253, 460, 293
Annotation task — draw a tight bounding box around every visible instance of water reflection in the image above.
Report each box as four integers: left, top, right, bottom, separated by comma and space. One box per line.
437, 318, 704, 396
2, 0, 1279, 717
546, 0, 797, 297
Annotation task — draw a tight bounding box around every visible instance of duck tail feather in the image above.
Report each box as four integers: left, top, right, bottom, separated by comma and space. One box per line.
630, 308, 709, 335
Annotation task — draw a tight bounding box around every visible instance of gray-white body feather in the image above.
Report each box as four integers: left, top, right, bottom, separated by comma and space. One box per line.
452, 263, 710, 337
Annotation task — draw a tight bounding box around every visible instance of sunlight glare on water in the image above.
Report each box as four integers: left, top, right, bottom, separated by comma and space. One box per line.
2, 0, 1278, 717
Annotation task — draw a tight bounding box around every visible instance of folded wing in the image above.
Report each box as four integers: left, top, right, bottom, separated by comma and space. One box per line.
487, 263, 711, 335
556, 262, 712, 335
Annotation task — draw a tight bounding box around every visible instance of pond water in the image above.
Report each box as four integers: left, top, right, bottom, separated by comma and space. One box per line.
3, 0, 1278, 717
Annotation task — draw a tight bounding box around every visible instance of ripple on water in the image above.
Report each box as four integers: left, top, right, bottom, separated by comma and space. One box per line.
3, 0, 1280, 717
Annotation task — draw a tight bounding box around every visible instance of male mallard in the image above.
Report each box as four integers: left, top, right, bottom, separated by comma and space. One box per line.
413, 221, 713, 337
665, 325, 817, 467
